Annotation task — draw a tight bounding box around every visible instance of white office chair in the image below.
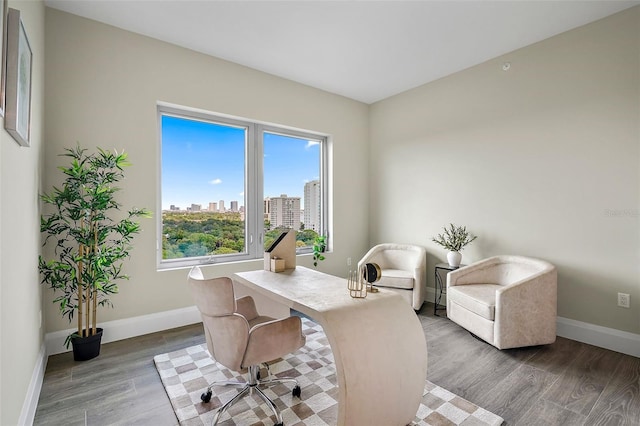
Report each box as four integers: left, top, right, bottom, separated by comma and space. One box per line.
187, 266, 306, 425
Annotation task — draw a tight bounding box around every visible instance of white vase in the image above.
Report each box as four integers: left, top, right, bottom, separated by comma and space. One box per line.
447, 251, 462, 267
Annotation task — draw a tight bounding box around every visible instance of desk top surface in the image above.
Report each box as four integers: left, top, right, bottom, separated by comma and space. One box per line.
233, 266, 396, 317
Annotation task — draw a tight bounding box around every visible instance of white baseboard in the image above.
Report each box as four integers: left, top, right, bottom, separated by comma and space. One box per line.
556, 316, 640, 358
425, 288, 639, 357
45, 306, 201, 356
44, 299, 640, 359
19, 343, 47, 426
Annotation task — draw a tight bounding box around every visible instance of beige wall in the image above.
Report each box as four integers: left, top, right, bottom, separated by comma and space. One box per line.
43, 9, 370, 333
0, 0, 45, 424
370, 7, 640, 334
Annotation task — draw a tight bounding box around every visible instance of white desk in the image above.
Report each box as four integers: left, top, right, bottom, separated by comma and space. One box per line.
233, 266, 428, 426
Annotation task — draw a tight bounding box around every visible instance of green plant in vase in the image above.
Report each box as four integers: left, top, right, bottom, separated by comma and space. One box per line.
432, 223, 477, 267
312, 235, 327, 267
39, 145, 150, 360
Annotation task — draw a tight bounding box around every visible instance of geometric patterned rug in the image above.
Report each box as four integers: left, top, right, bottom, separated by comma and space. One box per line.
154, 318, 504, 426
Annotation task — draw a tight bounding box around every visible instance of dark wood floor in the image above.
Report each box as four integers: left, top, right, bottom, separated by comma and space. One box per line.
34, 304, 640, 425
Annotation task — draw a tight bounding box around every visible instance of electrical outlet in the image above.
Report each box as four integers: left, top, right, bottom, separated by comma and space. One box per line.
617, 293, 630, 308
347, 257, 352, 266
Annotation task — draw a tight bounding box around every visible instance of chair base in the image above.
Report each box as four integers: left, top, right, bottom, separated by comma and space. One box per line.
206, 364, 301, 426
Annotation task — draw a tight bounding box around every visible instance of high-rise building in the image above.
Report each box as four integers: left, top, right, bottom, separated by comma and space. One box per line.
208, 202, 217, 212
189, 203, 201, 212
264, 197, 271, 223
230, 201, 238, 212
219, 200, 225, 212
304, 180, 321, 232
268, 194, 301, 231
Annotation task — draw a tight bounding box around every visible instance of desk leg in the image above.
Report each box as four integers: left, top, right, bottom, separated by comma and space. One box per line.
320, 296, 428, 426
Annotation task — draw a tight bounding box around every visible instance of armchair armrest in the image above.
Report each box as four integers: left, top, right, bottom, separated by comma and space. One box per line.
357, 244, 386, 271
494, 267, 557, 348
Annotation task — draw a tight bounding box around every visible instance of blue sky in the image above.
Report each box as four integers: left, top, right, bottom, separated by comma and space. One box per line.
161, 115, 320, 210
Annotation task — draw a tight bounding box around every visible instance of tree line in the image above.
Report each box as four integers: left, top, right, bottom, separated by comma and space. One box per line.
162, 211, 319, 259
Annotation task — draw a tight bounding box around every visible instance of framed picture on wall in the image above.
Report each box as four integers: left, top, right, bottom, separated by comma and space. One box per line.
4, 7, 32, 147
0, 0, 8, 117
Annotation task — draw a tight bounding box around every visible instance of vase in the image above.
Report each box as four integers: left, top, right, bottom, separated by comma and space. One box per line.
447, 251, 462, 268
71, 328, 103, 361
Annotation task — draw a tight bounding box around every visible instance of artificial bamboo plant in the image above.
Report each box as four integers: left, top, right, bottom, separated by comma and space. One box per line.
39, 145, 150, 347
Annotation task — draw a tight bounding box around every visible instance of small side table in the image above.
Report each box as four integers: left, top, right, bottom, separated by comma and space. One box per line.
434, 263, 464, 316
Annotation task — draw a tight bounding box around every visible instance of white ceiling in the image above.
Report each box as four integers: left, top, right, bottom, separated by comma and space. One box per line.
45, 0, 639, 104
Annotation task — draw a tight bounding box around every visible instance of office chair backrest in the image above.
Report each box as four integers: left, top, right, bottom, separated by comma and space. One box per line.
187, 266, 250, 371
187, 266, 236, 315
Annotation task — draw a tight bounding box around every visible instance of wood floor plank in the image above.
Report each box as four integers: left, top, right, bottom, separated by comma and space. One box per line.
542, 344, 624, 416
525, 336, 587, 375
518, 398, 587, 426
585, 354, 640, 426
481, 364, 559, 424
34, 379, 137, 425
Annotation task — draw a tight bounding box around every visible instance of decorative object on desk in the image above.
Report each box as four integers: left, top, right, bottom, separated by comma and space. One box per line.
312, 234, 326, 267
4, 8, 32, 146
264, 228, 296, 271
38, 145, 151, 360
154, 317, 504, 426
270, 257, 285, 272
361, 262, 381, 293
347, 268, 367, 298
432, 223, 477, 267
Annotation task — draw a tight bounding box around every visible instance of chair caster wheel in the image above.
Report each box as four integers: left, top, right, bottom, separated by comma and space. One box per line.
274, 423, 283, 426
292, 385, 301, 398
201, 390, 212, 403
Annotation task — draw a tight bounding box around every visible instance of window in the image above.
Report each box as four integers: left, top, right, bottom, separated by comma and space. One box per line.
158, 104, 328, 268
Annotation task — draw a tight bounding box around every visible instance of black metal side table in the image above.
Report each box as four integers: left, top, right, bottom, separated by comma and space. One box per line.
434, 263, 465, 316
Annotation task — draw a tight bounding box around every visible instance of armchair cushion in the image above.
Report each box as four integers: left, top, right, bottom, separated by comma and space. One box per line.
447, 284, 501, 320
377, 269, 415, 290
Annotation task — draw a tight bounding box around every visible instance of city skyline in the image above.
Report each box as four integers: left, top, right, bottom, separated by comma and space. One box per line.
161, 115, 320, 210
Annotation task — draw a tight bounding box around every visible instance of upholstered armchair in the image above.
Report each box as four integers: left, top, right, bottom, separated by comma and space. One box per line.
187, 266, 306, 426
446, 255, 557, 349
358, 243, 427, 310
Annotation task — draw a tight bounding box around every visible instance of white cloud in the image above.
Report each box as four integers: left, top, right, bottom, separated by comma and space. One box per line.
306, 140, 319, 149
209, 178, 222, 185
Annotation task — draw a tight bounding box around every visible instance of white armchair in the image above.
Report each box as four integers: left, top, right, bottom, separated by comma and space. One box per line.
358, 243, 427, 310
447, 255, 557, 349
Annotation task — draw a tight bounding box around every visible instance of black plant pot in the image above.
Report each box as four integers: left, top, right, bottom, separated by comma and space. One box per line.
71, 328, 103, 361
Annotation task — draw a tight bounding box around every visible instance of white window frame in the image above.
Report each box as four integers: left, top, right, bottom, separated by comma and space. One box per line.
157, 103, 329, 270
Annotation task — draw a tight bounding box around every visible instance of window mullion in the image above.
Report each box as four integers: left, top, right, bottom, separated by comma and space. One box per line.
247, 124, 263, 258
